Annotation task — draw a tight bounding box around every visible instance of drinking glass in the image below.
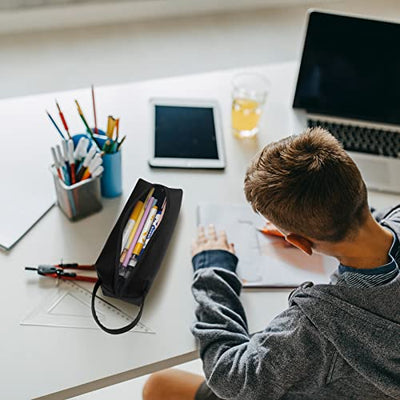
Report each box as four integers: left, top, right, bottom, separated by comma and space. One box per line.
231, 73, 270, 139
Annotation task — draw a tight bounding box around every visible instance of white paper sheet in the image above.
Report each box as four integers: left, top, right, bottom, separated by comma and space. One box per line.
0, 95, 56, 250
197, 203, 337, 287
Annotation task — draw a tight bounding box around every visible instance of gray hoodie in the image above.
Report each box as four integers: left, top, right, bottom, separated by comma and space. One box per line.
191, 206, 400, 399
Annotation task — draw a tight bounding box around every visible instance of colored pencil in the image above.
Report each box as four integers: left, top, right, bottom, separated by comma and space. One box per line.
116, 135, 126, 151
115, 118, 119, 140
102, 139, 111, 153
106, 115, 116, 138
91, 85, 98, 134
55, 100, 71, 139
46, 110, 66, 141
74, 99, 101, 151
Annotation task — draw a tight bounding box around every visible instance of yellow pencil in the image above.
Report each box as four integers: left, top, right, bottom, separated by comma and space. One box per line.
132, 203, 158, 256
119, 188, 155, 262
121, 201, 143, 250
106, 115, 116, 138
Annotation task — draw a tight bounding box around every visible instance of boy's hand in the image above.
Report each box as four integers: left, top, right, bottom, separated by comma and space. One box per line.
192, 224, 235, 257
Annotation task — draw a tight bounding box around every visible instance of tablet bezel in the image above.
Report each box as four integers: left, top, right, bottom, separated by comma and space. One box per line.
148, 98, 226, 169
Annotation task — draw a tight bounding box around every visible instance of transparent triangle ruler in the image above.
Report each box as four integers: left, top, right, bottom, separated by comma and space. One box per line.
21, 280, 154, 334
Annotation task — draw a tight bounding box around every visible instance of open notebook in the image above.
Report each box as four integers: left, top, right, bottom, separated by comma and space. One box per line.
197, 203, 338, 288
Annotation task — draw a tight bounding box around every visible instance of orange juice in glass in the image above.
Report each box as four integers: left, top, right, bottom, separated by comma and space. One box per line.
231, 73, 270, 139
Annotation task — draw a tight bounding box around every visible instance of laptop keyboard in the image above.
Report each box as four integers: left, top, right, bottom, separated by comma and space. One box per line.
307, 119, 400, 158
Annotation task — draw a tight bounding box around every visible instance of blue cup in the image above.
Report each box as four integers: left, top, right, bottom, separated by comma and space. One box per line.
72, 131, 123, 198
101, 150, 122, 198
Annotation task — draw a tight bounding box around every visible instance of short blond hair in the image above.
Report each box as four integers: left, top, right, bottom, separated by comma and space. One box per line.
244, 127, 368, 242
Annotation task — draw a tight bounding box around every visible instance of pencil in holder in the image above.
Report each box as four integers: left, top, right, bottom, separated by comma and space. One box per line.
51, 166, 103, 221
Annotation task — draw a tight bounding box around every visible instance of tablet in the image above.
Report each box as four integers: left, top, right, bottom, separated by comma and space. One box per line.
148, 98, 225, 169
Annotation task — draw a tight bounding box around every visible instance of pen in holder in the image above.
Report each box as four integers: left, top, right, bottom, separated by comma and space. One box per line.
73, 132, 123, 198
51, 165, 103, 221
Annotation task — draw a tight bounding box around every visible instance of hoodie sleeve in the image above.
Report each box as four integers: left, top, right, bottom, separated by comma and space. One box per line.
191, 267, 329, 400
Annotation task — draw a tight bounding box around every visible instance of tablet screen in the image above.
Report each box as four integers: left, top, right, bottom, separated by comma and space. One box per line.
154, 105, 219, 159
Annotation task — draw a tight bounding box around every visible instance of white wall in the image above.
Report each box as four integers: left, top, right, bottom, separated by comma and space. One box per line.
0, 0, 333, 34
1, 0, 400, 100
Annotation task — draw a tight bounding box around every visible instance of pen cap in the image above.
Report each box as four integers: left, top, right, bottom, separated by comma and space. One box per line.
51, 147, 60, 168
80, 138, 90, 158
92, 165, 104, 178
88, 155, 102, 173
74, 137, 89, 159
83, 146, 97, 167
68, 139, 75, 164
62, 139, 69, 161
55, 145, 64, 166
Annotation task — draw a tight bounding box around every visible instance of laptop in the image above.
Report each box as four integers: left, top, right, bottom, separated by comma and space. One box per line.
292, 10, 400, 193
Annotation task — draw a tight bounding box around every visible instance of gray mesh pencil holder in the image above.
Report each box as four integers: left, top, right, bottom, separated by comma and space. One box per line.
51, 166, 103, 221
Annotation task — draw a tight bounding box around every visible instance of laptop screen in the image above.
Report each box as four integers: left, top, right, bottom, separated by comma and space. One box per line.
293, 11, 400, 125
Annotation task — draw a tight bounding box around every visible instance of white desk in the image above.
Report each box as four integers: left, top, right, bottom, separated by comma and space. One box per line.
1, 62, 399, 400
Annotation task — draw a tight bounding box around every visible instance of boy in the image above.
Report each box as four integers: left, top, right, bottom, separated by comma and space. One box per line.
143, 128, 400, 400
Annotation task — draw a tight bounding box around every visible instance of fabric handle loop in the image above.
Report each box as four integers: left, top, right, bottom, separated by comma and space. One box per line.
91, 279, 144, 335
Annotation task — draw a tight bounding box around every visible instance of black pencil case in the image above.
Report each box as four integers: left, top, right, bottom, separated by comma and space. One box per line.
91, 178, 183, 334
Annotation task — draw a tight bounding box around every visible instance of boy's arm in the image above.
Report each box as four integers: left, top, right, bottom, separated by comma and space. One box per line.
191, 250, 326, 400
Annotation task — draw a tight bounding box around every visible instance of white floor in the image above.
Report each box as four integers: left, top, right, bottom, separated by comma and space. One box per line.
3, 0, 400, 398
